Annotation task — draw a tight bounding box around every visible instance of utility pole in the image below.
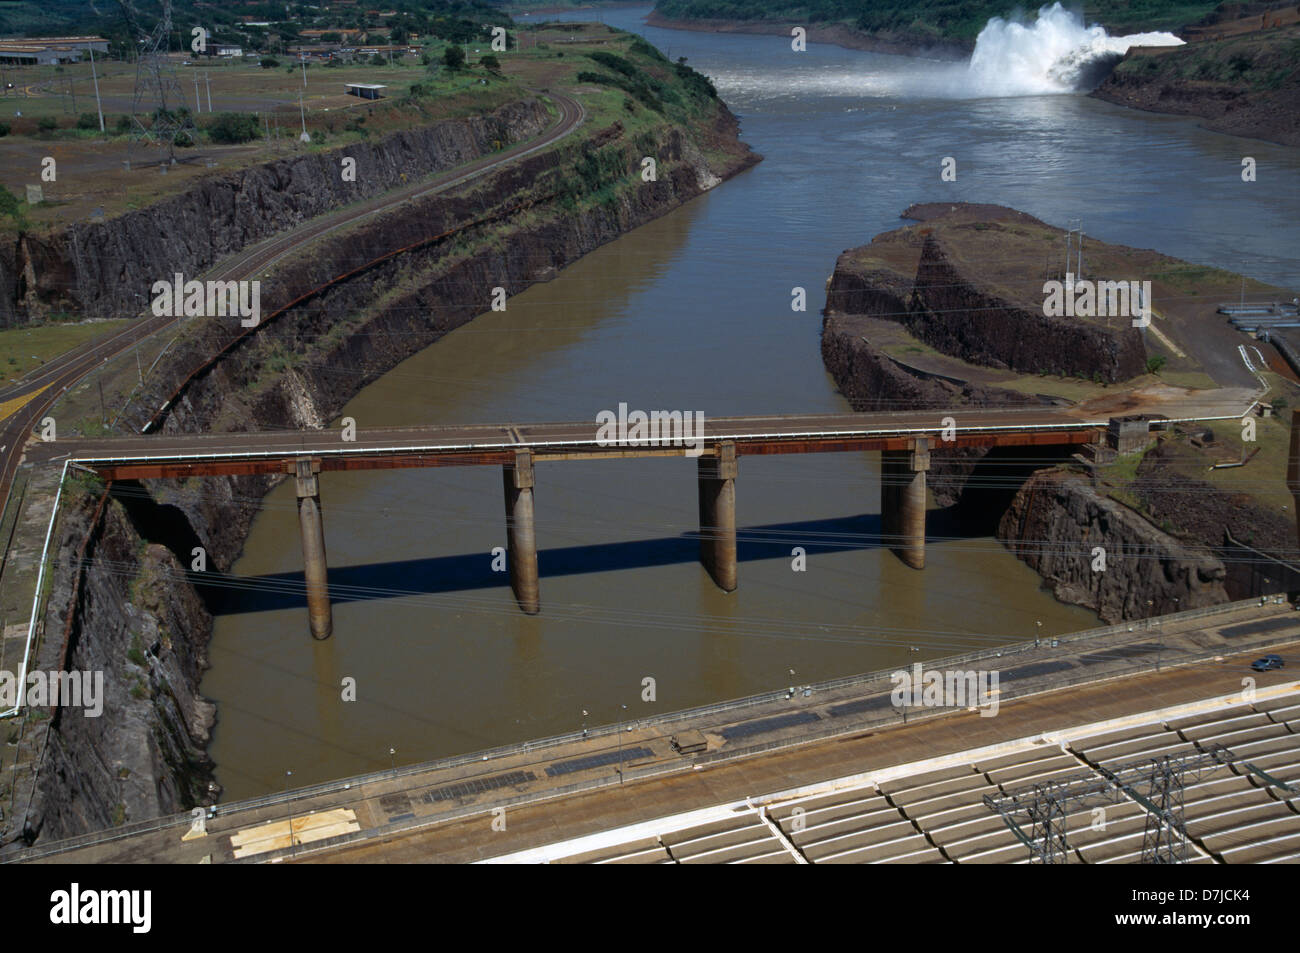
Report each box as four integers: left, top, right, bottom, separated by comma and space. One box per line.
88, 44, 105, 132
616, 704, 627, 785
194, 71, 201, 112
205, 71, 211, 111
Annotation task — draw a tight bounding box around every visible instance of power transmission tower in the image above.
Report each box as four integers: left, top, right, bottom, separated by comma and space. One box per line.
985, 745, 1235, 864
117, 0, 197, 163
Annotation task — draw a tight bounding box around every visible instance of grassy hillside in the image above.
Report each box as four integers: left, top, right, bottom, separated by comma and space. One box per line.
1093, 22, 1300, 144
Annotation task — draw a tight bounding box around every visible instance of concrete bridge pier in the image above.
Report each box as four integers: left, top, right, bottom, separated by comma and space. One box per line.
881, 437, 929, 570
698, 441, 738, 592
504, 450, 540, 615
294, 459, 333, 640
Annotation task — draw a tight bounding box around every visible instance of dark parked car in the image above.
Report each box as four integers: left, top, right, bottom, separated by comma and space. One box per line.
1251, 654, 1284, 672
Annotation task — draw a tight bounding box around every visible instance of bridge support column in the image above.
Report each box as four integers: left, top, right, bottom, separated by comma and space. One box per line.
698, 441, 737, 592
504, 450, 540, 615
294, 459, 332, 640
881, 438, 929, 570
1288, 410, 1300, 545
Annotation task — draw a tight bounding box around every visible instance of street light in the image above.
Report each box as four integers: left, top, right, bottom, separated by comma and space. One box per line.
616, 704, 627, 785
285, 769, 294, 851
389, 746, 396, 776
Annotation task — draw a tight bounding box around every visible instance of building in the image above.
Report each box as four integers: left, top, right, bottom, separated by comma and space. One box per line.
0, 36, 109, 65
300, 29, 359, 41
344, 82, 386, 100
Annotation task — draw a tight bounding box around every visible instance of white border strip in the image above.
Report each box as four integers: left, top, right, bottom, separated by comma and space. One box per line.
2, 458, 69, 718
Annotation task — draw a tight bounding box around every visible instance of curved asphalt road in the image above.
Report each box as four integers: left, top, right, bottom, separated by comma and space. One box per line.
0, 91, 585, 521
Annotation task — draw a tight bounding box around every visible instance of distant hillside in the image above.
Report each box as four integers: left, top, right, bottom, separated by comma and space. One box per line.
1091, 22, 1300, 144
651, 0, 1225, 47
1, 1, 512, 57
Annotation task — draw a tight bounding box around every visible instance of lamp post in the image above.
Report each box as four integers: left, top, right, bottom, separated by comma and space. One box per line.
389, 746, 396, 777
616, 704, 627, 785
284, 769, 294, 852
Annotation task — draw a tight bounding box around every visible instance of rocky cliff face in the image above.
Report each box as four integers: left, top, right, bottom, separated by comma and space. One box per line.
20, 484, 215, 844
998, 469, 1228, 623
820, 312, 1044, 508
821, 265, 1229, 621
11, 99, 757, 847
0, 100, 551, 327
905, 234, 1146, 383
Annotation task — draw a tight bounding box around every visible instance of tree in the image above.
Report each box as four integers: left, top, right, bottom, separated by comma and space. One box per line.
260, 57, 280, 69
0, 187, 27, 228
480, 54, 500, 72
207, 112, 261, 144
442, 45, 465, 70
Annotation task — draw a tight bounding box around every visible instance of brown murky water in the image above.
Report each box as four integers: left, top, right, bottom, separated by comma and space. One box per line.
202, 7, 1300, 799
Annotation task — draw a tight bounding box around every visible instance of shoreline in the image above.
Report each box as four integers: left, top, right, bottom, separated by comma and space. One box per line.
644, 10, 1297, 148
644, 10, 970, 60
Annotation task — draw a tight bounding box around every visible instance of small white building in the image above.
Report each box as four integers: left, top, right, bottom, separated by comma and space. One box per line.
344, 82, 387, 100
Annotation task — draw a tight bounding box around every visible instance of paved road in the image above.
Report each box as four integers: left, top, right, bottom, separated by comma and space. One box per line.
0, 91, 585, 520
31, 407, 1112, 478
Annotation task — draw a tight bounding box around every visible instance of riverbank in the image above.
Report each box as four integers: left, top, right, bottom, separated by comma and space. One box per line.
645, 10, 968, 59
1090, 23, 1300, 146
3, 27, 759, 848
821, 202, 1299, 621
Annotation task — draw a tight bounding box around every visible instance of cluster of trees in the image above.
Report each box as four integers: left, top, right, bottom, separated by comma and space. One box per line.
5, 0, 515, 60
576, 46, 718, 115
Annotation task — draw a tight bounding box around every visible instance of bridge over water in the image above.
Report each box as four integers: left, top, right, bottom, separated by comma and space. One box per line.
38, 407, 1167, 639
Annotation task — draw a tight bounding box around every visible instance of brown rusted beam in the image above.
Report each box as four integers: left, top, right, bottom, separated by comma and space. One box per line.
92, 450, 517, 480
735, 430, 1101, 456
80, 429, 1102, 480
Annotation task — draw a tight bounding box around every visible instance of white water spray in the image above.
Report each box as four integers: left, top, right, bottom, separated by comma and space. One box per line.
964, 3, 1184, 96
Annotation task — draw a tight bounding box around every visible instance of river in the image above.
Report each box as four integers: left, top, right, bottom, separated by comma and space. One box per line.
201, 6, 1300, 799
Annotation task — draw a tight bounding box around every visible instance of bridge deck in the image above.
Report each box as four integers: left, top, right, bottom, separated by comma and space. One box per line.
38, 408, 1109, 479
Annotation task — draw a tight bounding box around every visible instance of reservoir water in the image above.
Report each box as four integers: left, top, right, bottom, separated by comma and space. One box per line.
203, 6, 1300, 799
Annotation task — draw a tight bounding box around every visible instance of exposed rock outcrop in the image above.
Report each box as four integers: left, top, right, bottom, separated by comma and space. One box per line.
905, 234, 1146, 383
998, 469, 1228, 623
21, 486, 215, 844
0, 100, 553, 327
